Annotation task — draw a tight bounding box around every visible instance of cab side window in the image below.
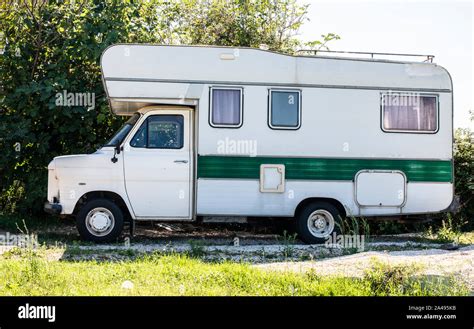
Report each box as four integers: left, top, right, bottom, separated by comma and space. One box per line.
130, 115, 184, 149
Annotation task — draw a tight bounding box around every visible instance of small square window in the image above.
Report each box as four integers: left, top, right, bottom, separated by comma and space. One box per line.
382, 93, 438, 133
210, 88, 242, 127
269, 90, 301, 129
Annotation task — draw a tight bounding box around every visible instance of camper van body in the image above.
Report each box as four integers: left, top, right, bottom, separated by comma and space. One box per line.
45, 45, 455, 243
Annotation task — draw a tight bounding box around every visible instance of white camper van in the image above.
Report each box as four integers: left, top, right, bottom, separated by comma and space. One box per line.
44, 45, 455, 243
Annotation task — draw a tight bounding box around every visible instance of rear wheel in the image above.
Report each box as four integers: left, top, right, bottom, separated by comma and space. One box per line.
296, 201, 342, 244
76, 198, 124, 242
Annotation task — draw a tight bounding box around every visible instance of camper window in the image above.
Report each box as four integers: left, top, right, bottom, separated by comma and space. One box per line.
268, 89, 301, 130
130, 115, 184, 149
382, 94, 438, 133
210, 87, 243, 128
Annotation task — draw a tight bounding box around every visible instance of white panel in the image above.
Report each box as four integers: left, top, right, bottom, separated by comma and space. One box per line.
198, 86, 452, 160
197, 179, 453, 217
402, 182, 453, 213
359, 183, 453, 216
106, 81, 193, 99
197, 179, 357, 216
53, 150, 132, 215
356, 171, 406, 207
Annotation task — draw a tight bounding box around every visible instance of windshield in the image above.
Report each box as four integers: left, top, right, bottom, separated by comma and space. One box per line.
104, 113, 141, 147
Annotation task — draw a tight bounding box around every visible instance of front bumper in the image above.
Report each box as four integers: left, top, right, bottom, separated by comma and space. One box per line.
44, 202, 62, 215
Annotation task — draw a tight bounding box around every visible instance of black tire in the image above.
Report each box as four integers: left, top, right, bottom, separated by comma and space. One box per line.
295, 201, 342, 244
76, 198, 124, 243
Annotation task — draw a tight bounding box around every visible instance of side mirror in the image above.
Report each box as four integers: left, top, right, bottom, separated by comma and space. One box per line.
111, 141, 122, 163
115, 141, 121, 155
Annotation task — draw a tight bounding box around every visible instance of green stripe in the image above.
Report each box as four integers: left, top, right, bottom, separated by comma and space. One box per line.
197, 156, 452, 182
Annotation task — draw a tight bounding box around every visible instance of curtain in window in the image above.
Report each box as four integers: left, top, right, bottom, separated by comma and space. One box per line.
212, 89, 241, 125
383, 95, 436, 131
420, 97, 436, 131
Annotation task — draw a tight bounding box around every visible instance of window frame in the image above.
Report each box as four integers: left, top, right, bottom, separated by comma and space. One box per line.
380, 92, 439, 134
104, 113, 141, 147
268, 88, 302, 130
209, 86, 244, 128
130, 114, 185, 150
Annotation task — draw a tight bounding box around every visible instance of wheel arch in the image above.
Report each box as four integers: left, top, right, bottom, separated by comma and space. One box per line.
73, 191, 133, 221
294, 197, 347, 219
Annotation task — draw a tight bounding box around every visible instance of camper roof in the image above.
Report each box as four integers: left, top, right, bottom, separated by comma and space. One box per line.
101, 44, 451, 115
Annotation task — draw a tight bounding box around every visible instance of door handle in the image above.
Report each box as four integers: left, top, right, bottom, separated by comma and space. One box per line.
174, 160, 188, 164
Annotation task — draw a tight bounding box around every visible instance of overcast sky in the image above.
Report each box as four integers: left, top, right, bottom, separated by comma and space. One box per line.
298, 0, 473, 129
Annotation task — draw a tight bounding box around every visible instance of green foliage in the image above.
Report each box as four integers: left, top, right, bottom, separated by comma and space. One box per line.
173, 0, 313, 53
364, 260, 420, 296
0, 0, 134, 213
303, 33, 341, 52
363, 259, 467, 296
279, 230, 297, 258
425, 214, 463, 243
370, 220, 409, 235
0, 0, 334, 215
436, 216, 461, 243
453, 114, 474, 228
188, 239, 206, 258
337, 216, 370, 237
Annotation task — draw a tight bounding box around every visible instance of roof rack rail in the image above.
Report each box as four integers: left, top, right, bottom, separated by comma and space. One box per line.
296, 49, 435, 63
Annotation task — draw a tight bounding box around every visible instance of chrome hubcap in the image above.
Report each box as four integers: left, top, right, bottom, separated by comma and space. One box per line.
85, 207, 115, 237
307, 210, 335, 238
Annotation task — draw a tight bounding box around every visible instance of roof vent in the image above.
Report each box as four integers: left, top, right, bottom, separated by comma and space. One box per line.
219, 53, 235, 60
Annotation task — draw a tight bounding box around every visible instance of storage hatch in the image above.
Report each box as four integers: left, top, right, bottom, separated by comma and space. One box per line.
355, 170, 406, 207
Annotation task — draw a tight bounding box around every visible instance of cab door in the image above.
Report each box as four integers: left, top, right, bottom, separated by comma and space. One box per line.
123, 109, 193, 219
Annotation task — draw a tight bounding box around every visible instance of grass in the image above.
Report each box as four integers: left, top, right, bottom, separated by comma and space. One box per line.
458, 231, 474, 244
279, 230, 297, 258
364, 259, 467, 296
0, 249, 468, 296
337, 216, 370, 238
188, 240, 207, 258
423, 214, 469, 244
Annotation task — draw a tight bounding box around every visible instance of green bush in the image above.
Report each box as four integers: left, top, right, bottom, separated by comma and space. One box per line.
1, 0, 332, 216
453, 117, 474, 229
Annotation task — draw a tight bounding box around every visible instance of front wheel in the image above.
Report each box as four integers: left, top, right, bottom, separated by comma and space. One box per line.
296, 202, 342, 244
76, 198, 124, 242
